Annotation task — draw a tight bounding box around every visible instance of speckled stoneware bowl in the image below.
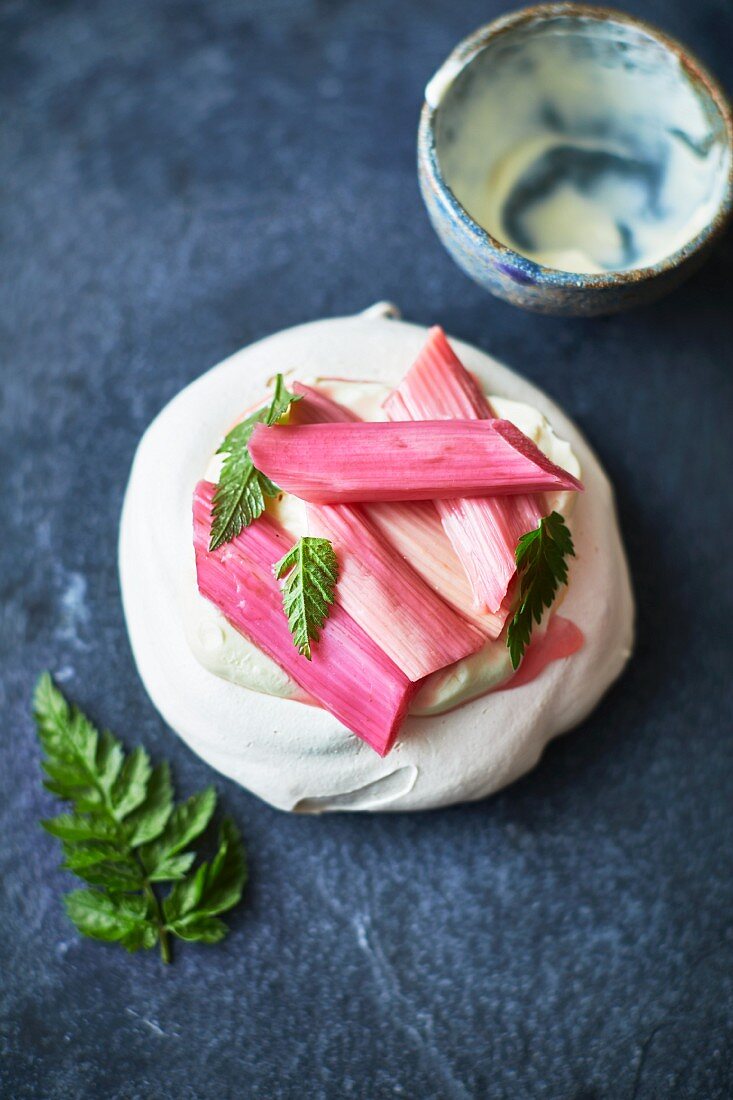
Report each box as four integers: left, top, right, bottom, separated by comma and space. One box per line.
418, 4, 733, 316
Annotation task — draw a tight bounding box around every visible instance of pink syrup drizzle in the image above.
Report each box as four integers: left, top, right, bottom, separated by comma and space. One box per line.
496, 615, 584, 693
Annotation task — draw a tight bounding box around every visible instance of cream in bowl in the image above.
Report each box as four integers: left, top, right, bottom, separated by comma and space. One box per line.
418, 4, 733, 314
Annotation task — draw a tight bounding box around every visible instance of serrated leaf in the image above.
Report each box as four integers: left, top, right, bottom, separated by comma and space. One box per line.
33, 672, 75, 759
96, 730, 124, 792
168, 915, 228, 944
209, 450, 278, 551
140, 787, 217, 875
164, 818, 247, 926
42, 759, 90, 789
209, 374, 300, 550
163, 863, 208, 924
73, 859, 144, 892
197, 818, 248, 917
119, 923, 158, 953
48, 786, 105, 813
34, 674, 99, 773
114, 893, 149, 920
34, 675, 119, 809
35, 676, 248, 963
124, 763, 174, 846
41, 813, 118, 843
42, 781, 102, 811
147, 851, 196, 883
274, 536, 338, 659
66, 712, 99, 772
264, 373, 302, 426
64, 890, 149, 943
62, 841, 129, 870
507, 511, 575, 670
111, 746, 152, 818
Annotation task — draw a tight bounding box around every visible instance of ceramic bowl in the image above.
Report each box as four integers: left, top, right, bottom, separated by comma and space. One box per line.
418, 4, 733, 315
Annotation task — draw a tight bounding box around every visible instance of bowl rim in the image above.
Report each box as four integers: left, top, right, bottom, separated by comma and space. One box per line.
419, 1, 733, 290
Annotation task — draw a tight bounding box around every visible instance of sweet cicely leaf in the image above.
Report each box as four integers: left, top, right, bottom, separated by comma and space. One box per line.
139, 787, 217, 876
42, 759, 92, 790
163, 818, 247, 927
41, 813, 118, 843
209, 374, 300, 550
33, 672, 73, 755
163, 818, 246, 939
96, 730, 125, 793
64, 889, 151, 944
147, 852, 196, 884
72, 859, 145, 892
119, 922, 159, 953
61, 841, 129, 870
507, 511, 575, 670
162, 864, 208, 924
159, 818, 246, 946
34, 675, 248, 963
274, 536, 338, 659
196, 818, 247, 915
209, 444, 278, 551
167, 915, 229, 944
111, 746, 152, 818
123, 762, 174, 847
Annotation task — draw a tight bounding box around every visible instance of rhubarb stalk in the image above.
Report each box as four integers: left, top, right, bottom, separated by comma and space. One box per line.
307, 502, 484, 680
193, 481, 415, 756
248, 420, 581, 504
384, 327, 552, 613
289, 382, 361, 426
291, 382, 510, 638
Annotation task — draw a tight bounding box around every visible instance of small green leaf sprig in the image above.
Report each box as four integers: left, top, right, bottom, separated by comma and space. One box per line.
507, 511, 575, 669
209, 374, 301, 551
274, 536, 339, 660
34, 674, 247, 962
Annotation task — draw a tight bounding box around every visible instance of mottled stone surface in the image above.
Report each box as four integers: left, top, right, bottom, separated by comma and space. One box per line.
1, 1, 732, 1097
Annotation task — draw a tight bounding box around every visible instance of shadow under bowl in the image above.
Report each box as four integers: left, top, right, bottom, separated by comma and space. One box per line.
418, 3, 733, 316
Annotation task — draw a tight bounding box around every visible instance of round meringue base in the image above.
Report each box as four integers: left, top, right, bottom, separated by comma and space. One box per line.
119, 306, 633, 813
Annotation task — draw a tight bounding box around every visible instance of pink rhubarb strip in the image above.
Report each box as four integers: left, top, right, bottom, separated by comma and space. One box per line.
362, 500, 511, 638
384, 327, 551, 613
307, 502, 484, 680
193, 480, 415, 756
292, 383, 509, 638
248, 420, 581, 504
290, 382, 361, 425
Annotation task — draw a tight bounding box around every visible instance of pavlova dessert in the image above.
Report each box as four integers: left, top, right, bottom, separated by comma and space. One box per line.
120, 305, 633, 811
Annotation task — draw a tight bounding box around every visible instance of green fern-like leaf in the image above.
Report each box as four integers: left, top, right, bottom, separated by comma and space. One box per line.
274, 536, 339, 659
33, 675, 247, 963
209, 374, 300, 550
507, 512, 575, 670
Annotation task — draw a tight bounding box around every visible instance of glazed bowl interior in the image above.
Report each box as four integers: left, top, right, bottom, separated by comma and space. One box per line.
433, 9, 732, 276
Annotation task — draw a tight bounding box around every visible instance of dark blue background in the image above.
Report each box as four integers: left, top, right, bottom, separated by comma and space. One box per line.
2, 1, 732, 1097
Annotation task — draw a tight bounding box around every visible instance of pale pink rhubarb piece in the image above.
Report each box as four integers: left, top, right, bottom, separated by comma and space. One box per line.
290, 382, 510, 638
248, 420, 581, 504
307, 502, 484, 680
363, 500, 511, 638
384, 327, 551, 613
193, 481, 415, 756
289, 382, 361, 426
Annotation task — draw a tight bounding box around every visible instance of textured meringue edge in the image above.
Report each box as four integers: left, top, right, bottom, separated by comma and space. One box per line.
118, 307, 634, 813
